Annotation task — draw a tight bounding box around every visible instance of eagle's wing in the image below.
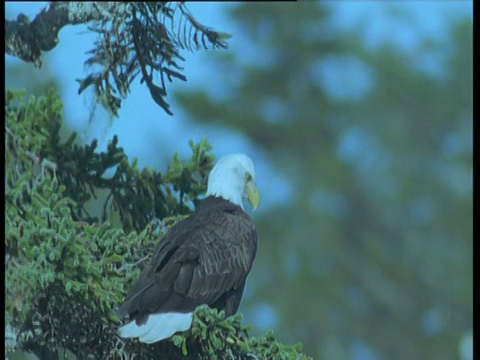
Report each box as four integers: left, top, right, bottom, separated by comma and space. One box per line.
117, 202, 257, 324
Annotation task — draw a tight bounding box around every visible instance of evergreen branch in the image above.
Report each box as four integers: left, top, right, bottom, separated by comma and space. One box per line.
6, 2, 231, 116
5, 88, 310, 359
176, 2, 232, 50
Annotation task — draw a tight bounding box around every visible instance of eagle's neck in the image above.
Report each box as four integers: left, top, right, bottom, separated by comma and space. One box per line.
206, 170, 245, 209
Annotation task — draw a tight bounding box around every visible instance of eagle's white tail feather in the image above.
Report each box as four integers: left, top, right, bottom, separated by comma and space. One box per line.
119, 312, 193, 343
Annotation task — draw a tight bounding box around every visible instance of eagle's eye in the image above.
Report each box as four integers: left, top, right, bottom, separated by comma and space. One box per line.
246, 173, 253, 182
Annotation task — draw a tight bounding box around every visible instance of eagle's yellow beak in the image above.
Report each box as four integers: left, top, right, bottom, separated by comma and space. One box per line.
246, 180, 260, 211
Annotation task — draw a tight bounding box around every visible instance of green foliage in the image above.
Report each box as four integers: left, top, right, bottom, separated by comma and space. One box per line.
77, 2, 231, 117
5, 88, 306, 359
6, 87, 215, 235
170, 306, 310, 360
4, 88, 197, 357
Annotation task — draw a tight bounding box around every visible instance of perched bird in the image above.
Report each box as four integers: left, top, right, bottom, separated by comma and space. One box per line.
117, 153, 260, 343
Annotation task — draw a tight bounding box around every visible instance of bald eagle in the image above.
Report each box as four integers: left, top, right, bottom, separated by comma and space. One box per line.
117, 153, 260, 343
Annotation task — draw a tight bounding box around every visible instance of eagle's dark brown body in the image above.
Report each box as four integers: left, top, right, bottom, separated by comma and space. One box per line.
117, 195, 258, 326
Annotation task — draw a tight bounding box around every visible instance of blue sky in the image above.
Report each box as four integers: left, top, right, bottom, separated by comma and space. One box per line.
5, 1, 472, 213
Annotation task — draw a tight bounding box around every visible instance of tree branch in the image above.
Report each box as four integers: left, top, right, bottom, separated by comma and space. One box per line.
5, 2, 131, 68
5, 2, 231, 115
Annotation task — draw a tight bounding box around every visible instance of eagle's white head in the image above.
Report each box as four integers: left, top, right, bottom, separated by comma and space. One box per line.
206, 153, 260, 210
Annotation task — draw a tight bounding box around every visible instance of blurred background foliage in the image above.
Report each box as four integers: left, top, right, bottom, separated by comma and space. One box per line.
174, 3, 472, 360
5, 2, 472, 360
